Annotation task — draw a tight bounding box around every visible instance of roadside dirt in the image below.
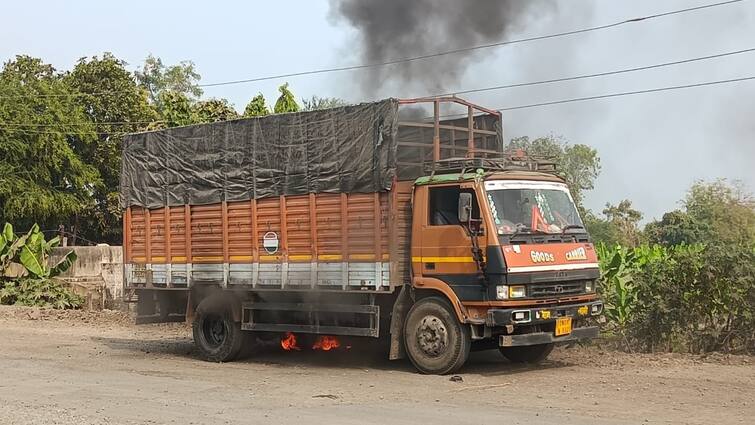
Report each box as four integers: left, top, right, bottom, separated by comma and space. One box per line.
0, 305, 751, 425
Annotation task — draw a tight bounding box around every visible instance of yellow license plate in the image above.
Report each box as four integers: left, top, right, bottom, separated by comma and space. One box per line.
555, 317, 572, 336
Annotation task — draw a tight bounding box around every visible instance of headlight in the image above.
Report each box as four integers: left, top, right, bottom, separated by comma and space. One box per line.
585, 281, 595, 293
496, 285, 509, 300
509, 285, 526, 298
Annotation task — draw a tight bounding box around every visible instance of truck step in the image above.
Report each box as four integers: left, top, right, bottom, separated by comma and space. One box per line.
241, 301, 379, 338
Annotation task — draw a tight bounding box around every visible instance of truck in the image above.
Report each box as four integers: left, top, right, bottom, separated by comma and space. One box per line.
121, 96, 603, 375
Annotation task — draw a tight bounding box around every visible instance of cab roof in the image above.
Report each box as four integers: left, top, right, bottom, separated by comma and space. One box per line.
414, 170, 565, 186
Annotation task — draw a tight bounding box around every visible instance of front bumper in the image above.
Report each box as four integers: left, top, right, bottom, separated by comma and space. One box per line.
486, 300, 603, 327
499, 326, 599, 347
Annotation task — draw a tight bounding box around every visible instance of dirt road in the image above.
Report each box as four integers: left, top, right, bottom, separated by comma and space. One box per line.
0, 306, 751, 425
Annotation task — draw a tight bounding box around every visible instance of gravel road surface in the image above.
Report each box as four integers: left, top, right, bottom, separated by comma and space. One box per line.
0, 306, 751, 425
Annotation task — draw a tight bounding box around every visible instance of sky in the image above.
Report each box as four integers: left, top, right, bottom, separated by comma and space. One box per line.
2, 0, 754, 221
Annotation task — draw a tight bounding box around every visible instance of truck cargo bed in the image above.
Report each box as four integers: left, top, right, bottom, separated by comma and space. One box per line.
124, 182, 413, 292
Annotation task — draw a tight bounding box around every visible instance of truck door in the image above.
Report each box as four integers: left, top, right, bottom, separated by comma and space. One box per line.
417, 184, 485, 300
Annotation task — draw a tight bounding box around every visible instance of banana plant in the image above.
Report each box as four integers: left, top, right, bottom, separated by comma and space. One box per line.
0, 223, 77, 279
597, 244, 637, 329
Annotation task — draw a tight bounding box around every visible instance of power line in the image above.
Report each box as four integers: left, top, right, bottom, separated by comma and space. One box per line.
198, 0, 745, 88
497, 75, 755, 111
0, 127, 130, 135
4, 73, 755, 134
0, 0, 743, 102
0, 121, 160, 128
3, 45, 753, 129
2, 76, 754, 136
437, 47, 755, 97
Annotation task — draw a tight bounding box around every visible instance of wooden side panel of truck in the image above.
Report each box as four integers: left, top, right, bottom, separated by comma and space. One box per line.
124, 182, 414, 291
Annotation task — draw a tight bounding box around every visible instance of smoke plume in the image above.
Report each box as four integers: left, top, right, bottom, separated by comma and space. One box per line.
329, 0, 556, 96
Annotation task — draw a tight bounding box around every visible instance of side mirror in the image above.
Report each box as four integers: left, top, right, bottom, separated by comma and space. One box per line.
458, 193, 472, 224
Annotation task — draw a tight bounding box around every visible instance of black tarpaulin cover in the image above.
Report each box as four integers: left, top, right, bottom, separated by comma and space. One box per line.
120, 99, 400, 208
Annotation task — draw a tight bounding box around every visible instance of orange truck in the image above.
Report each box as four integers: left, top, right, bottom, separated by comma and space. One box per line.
121, 97, 603, 374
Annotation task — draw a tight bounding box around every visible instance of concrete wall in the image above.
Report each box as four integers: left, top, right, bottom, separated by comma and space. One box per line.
50, 246, 123, 309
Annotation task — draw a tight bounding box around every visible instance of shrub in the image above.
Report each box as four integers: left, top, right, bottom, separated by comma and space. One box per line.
598, 242, 754, 354
1, 278, 83, 309
0, 222, 81, 309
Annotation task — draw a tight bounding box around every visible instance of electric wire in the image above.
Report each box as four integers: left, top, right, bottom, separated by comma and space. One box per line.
2, 46, 754, 129
199, 0, 745, 87
2, 76, 753, 134
0, 0, 744, 99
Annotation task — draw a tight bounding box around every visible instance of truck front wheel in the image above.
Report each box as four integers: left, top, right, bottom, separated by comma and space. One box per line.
192, 299, 244, 362
403, 297, 471, 375
499, 343, 554, 364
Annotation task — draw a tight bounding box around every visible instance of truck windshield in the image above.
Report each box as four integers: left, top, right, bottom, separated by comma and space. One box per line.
484, 180, 583, 235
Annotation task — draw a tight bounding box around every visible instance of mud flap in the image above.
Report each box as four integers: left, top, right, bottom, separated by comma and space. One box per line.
388, 285, 412, 360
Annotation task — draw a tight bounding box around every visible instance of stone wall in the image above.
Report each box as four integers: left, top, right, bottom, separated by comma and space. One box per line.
50, 246, 123, 309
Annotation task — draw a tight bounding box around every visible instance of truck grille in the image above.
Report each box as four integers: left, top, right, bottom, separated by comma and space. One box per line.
529, 282, 584, 298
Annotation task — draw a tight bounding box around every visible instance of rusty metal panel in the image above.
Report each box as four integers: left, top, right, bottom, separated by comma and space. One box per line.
190, 204, 223, 264
168, 206, 186, 263
284, 194, 312, 261
124, 187, 409, 291
227, 200, 253, 263
315, 194, 342, 259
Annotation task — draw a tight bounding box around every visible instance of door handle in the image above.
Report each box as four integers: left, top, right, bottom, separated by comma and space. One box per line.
424, 262, 435, 270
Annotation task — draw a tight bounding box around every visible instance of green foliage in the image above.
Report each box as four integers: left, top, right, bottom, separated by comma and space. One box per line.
0, 222, 80, 309
301, 96, 348, 111
65, 53, 156, 244
155, 91, 195, 128
646, 179, 755, 247
585, 200, 644, 247
273, 83, 299, 113
507, 136, 601, 211
596, 244, 637, 329
135, 54, 202, 105
598, 242, 754, 353
0, 55, 101, 228
243, 93, 270, 117
1, 223, 77, 279
193, 98, 239, 123
0, 278, 83, 309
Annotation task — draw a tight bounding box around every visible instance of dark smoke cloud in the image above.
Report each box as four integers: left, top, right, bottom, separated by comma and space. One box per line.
329, 0, 556, 96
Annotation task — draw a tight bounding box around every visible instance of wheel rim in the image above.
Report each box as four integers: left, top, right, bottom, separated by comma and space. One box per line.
202, 314, 226, 348
415, 314, 448, 357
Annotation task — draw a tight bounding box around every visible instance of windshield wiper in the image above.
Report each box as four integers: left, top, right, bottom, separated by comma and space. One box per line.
561, 224, 585, 234
507, 224, 547, 240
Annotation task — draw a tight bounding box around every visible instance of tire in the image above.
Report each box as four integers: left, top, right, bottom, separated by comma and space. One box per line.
499, 343, 554, 364
403, 297, 471, 375
192, 298, 244, 362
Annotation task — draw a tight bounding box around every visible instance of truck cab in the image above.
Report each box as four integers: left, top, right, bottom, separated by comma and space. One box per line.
400, 158, 602, 373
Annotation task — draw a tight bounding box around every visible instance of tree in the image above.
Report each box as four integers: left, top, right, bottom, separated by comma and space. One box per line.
644, 210, 704, 247
135, 54, 202, 105
273, 83, 299, 113
193, 98, 239, 123
155, 91, 195, 128
602, 200, 643, 247
301, 96, 348, 111
65, 53, 155, 243
584, 212, 623, 247
646, 180, 754, 247
243, 93, 269, 117
0, 56, 100, 230
507, 136, 601, 211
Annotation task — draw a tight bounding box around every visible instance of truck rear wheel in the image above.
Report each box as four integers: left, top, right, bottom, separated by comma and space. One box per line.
192, 300, 244, 362
499, 343, 554, 364
403, 297, 471, 375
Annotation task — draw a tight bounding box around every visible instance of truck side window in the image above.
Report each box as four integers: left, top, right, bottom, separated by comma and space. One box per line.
428, 186, 480, 225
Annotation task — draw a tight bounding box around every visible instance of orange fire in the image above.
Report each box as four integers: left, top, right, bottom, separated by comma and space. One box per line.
280, 332, 301, 351
312, 335, 341, 351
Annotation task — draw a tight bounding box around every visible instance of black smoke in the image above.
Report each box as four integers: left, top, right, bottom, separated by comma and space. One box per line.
329, 0, 556, 96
